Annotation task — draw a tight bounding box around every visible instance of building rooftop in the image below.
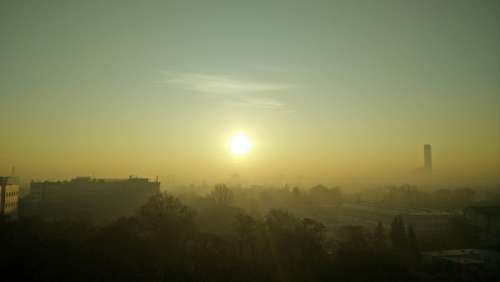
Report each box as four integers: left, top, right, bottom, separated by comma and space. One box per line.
423, 249, 491, 257
422, 249, 500, 264
342, 203, 453, 216
442, 257, 483, 265
0, 176, 20, 186
32, 176, 157, 184
465, 206, 500, 217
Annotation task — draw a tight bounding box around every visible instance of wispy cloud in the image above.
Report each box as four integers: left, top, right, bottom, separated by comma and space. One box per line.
162, 71, 292, 110
228, 96, 284, 110
163, 71, 291, 95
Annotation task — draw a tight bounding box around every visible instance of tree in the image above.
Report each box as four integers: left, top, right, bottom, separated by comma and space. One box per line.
198, 185, 240, 235
209, 184, 234, 206
391, 215, 407, 252
296, 218, 327, 260
407, 225, 420, 265
310, 184, 342, 205
263, 210, 330, 280
264, 209, 301, 275
434, 189, 452, 207
139, 192, 196, 240
453, 188, 475, 207
292, 187, 302, 202
234, 213, 257, 258
334, 225, 372, 273
299, 218, 326, 242
373, 221, 386, 249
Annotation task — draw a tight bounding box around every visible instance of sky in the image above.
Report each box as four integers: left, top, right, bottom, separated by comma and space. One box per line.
1, 0, 499, 185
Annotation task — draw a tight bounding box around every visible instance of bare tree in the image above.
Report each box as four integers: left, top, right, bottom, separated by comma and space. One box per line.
209, 184, 234, 206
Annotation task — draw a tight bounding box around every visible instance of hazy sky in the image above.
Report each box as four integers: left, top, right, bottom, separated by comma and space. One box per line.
1, 0, 499, 183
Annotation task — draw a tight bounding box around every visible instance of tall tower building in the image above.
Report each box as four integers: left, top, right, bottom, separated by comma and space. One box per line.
424, 144, 432, 173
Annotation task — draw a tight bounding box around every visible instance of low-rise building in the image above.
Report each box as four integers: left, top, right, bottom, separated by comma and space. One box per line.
464, 206, 500, 248
422, 249, 500, 280
339, 203, 457, 248
25, 176, 160, 222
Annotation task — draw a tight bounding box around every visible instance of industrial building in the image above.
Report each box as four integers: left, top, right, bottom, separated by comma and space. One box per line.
338, 202, 457, 247
464, 206, 500, 248
422, 249, 500, 280
24, 176, 160, 222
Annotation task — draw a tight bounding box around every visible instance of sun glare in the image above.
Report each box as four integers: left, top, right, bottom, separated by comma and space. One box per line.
229, 133, 252, 156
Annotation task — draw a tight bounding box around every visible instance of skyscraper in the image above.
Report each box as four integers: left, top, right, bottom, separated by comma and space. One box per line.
424, 144, 432, 173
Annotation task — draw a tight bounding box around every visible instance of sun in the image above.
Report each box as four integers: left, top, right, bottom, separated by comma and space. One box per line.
228, 133, 252, 156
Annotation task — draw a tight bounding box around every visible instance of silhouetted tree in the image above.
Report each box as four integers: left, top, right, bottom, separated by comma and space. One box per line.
234, 213, 257, 258
407, 225, 420, 265
209, 184, 234, 206
373, 221, 386, 250
335, 225, 372, 273
292, 186, 302, 203
0, 191, 429, 282
139, 192, 196, 233
138, 191, 197, 274
296, 218, 327, 264
310, 184, 342, 205
391, 215, 407, 252
453, 187, 475, 207
197, 187, 242, 235
434, 188, 452, 207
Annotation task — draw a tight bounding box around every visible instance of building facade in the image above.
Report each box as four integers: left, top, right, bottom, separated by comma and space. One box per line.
464, 206, 500, 248
25, 176, 160, 222
0, 176, 20, 217
422, 249, 500, 280
339, 203, 457, 248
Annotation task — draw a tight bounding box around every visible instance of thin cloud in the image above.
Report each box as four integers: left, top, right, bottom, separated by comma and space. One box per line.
163, 71, 291, 95
162, 71, 292, 110
229, 96, 284, 110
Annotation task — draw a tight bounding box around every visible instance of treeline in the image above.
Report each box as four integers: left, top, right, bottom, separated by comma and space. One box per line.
176, 184, 343, 218
1, 189, 418, 282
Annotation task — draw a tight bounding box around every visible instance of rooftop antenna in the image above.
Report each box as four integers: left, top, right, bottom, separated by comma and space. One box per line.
11, 166, 16, 176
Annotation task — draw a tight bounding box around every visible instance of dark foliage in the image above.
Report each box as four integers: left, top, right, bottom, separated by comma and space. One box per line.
1, 191, 420, 282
